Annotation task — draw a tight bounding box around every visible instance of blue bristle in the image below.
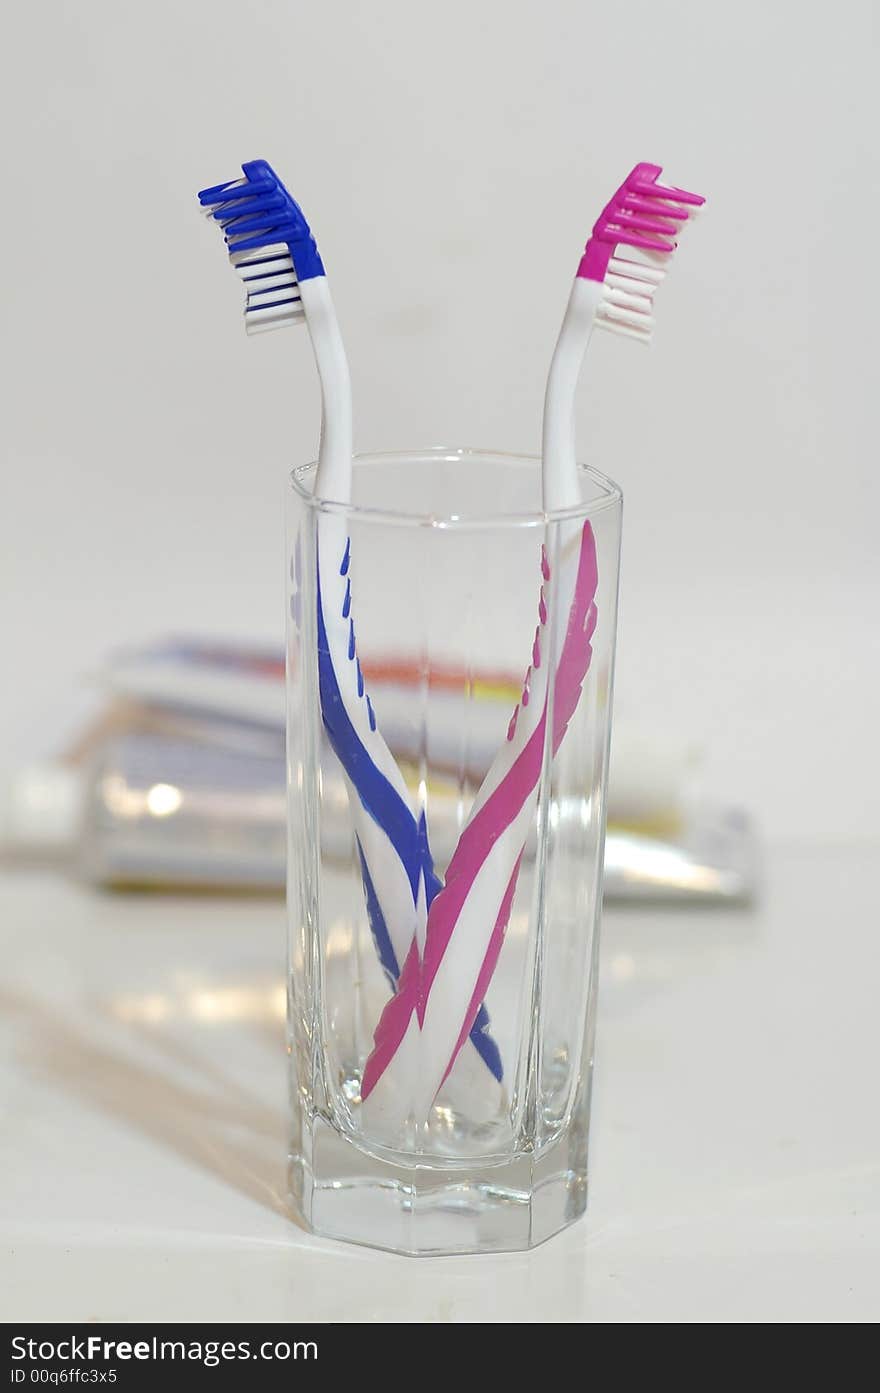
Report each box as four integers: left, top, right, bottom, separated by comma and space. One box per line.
198, 159, 324, 282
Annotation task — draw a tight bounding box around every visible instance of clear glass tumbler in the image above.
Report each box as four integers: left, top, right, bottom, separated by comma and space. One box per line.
287, 448, 622, 1254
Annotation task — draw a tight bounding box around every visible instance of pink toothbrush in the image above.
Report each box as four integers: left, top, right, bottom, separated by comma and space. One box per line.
362, 165, 705, 1128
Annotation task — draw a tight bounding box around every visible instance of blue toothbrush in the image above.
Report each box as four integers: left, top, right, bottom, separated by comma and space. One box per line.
197, 161, 501, 1085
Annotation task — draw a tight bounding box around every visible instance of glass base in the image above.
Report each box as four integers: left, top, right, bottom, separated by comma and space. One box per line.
290, 1114, 589, 1256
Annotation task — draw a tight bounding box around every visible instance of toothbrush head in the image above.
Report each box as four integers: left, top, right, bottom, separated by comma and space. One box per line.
197, 159, 324, 334
578, 163, 705, 343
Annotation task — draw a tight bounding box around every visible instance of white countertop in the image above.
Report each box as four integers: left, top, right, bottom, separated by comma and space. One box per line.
2, 844, 878, 1323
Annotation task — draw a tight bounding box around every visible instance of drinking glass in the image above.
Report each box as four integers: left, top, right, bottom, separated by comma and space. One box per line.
287, 448, 622, 1254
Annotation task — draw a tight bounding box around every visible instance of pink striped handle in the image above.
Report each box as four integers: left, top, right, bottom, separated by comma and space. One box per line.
361, 522, 599, 1110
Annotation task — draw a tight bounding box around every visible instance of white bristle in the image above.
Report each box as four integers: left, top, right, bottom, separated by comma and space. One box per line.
603, 285, 654, 313
605, 272, 655, 298
229, 241, 291, 268
244, 301, 305, 334
240, 270, 298, 295
245, 318, 304, 336
229, 244, 302, 335
236, 256, 295, 283
245, 285, 302, 312
599, 301, 655, 330
608, 254, 666, 286
594, 317, 651, 344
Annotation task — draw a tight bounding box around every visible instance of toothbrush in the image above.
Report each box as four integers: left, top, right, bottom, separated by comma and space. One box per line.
362, 163, 705, 1125
197, 160, 502, 1084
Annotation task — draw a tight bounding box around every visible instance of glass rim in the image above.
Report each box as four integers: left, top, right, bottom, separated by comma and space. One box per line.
289, 446, 623, 530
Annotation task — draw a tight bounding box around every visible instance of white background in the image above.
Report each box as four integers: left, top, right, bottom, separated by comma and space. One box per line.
1, 0, 878, 842
2, 4, 879, 1322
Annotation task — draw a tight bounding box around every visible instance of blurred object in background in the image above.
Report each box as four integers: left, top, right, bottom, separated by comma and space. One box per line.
0, 638, 757, 905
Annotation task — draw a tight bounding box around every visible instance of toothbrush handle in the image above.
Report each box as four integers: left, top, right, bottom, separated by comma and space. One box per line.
361, 522, 599, 1116
316, 524, 503, 1082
